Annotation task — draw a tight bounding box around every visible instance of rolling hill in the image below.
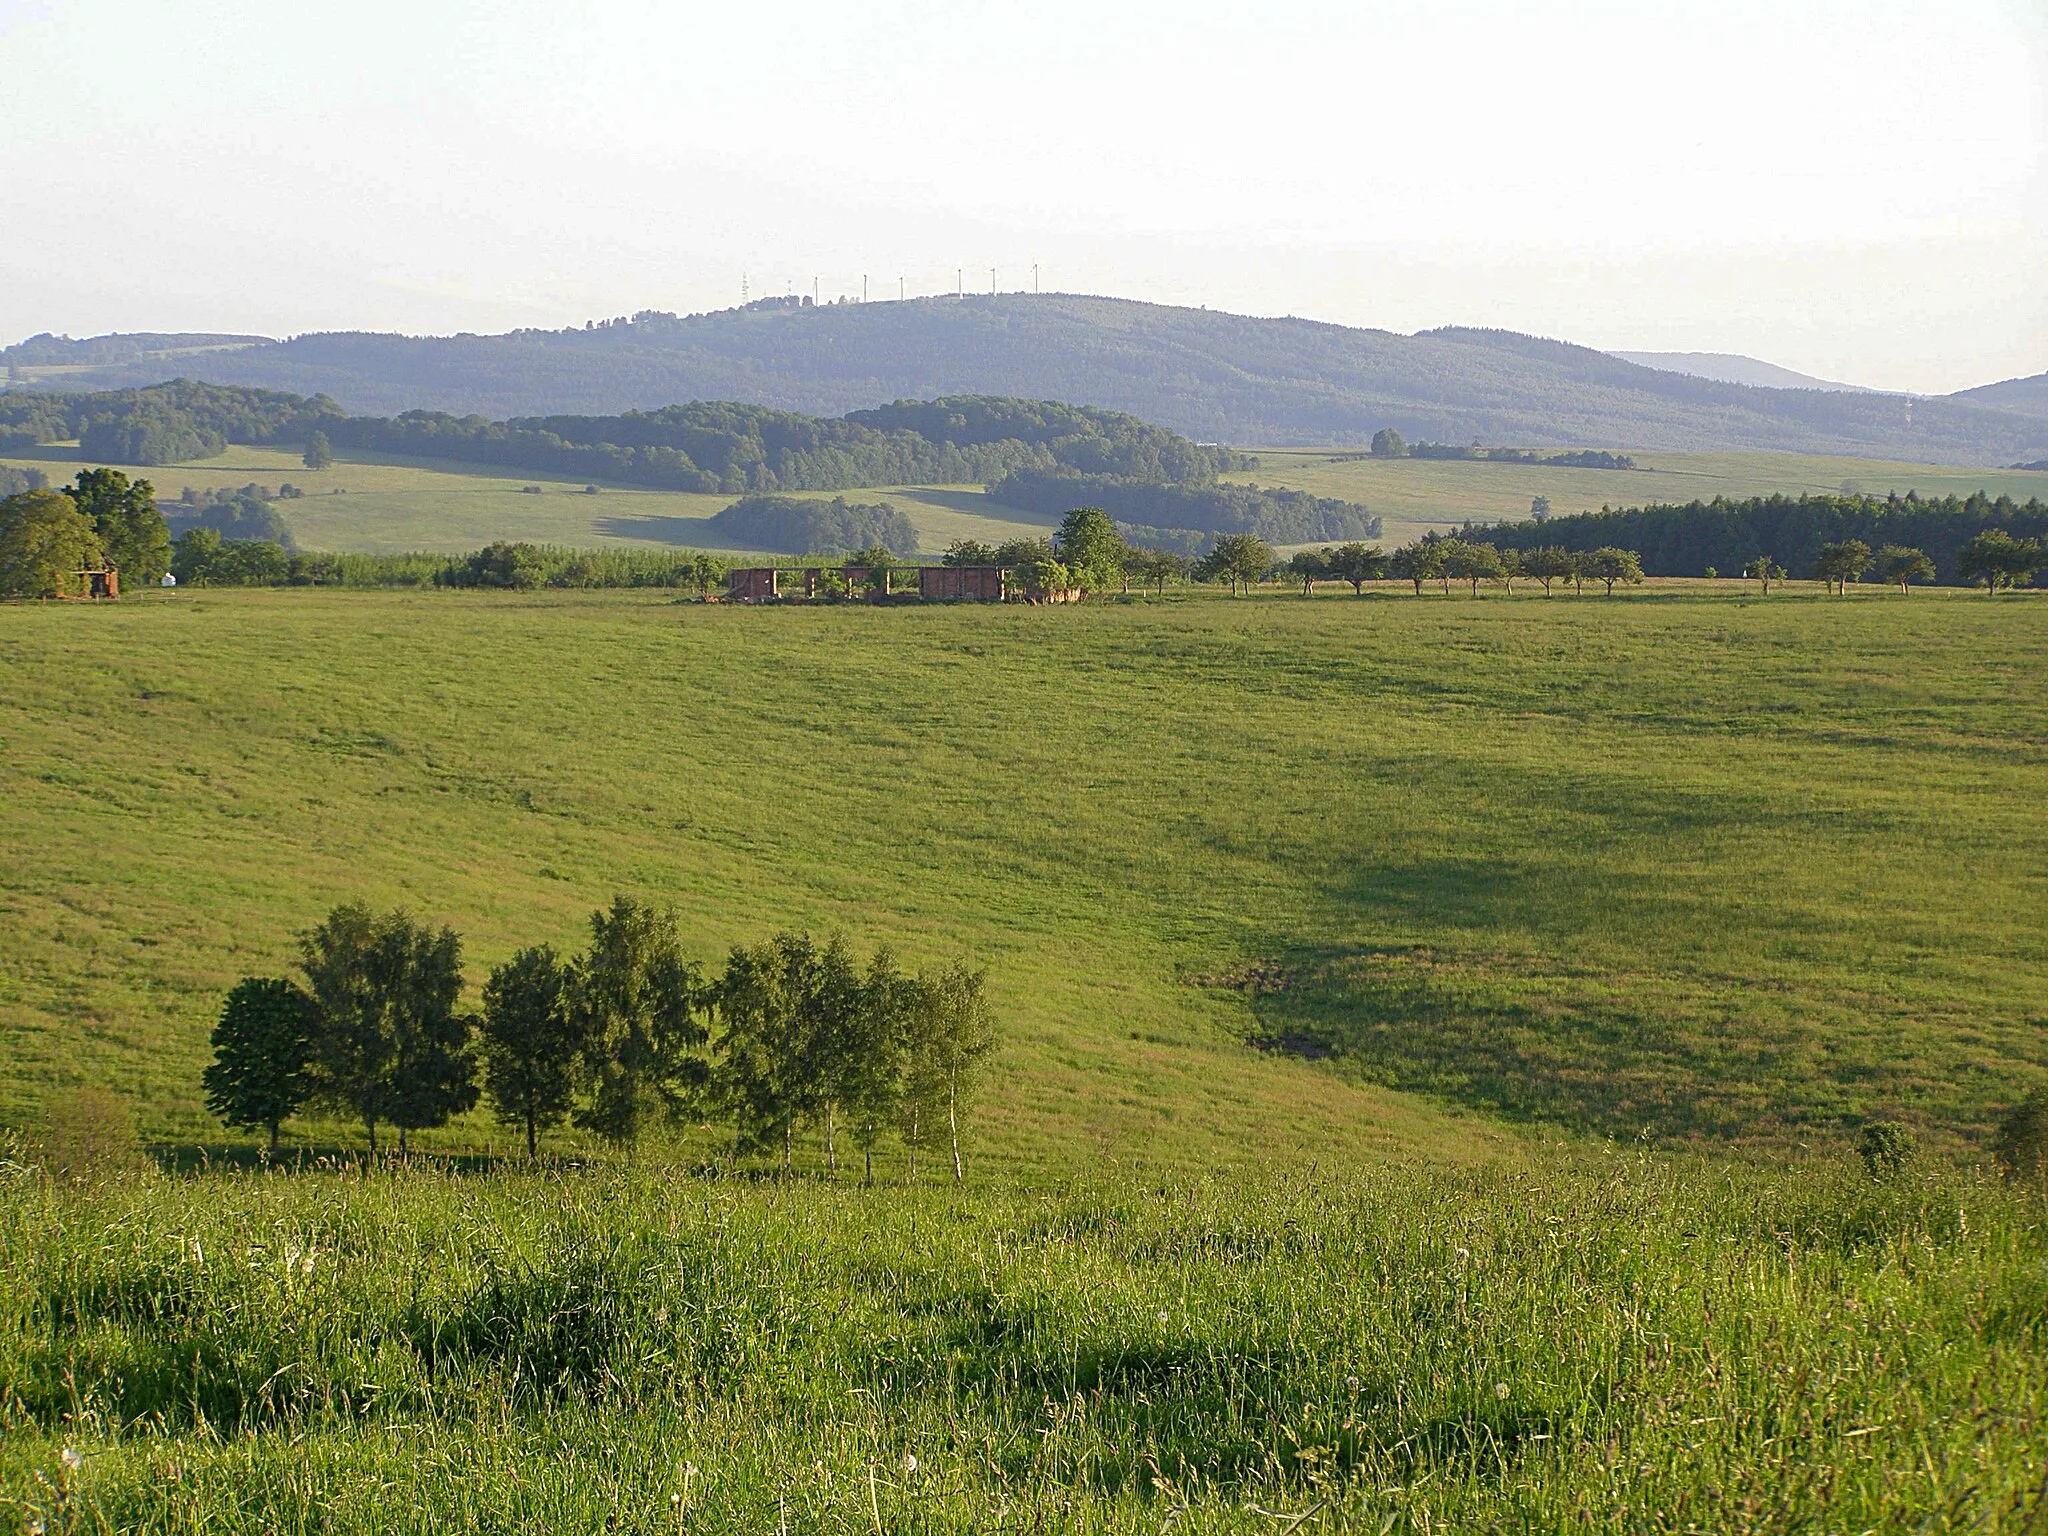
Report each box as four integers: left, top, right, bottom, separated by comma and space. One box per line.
5, 296, 2046, 463
1607, 350, 1880, 392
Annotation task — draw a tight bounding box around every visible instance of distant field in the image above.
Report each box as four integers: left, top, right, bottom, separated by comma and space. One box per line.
3, 585, 2044, 1163
1236, 447, 2048, 547
11, 440, 2046, 557
0, 444, 1059, 555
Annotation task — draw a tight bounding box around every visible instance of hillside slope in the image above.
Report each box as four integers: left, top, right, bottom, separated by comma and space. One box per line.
8, 297, 2045, 462
1607, 350, 1879, 392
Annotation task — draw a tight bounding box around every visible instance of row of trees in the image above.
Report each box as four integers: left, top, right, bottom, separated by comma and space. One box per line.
203, 898, 996, 1179
1478, 491, 2048, 586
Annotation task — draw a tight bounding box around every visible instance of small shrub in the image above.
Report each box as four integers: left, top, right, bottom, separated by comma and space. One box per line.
34, 1086, 143, 1181
1992, 1090, 2048, 1184
1857, 1120, 1916, 1179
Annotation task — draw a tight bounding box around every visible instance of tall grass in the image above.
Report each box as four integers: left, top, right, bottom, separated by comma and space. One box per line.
2, 1153, 2041, 1531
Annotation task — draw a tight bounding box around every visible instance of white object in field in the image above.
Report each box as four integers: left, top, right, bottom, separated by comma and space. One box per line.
161, 572, 177, 587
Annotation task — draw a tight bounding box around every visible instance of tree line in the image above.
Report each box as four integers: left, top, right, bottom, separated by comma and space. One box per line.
204, 898, 996, 1178
1367, 428, 1635, 469
1475, 491, 2048, 586
989, 469, 1380, 546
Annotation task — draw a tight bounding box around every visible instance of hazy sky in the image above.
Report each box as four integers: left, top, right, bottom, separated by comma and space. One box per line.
3, 0, 2043, 392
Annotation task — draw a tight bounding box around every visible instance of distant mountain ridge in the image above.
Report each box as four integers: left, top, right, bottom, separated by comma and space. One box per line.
5, 296, 2045, 463
1606, 351, 1883, 394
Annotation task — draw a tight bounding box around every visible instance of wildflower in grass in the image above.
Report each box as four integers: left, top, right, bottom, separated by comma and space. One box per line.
1495, 1383, 1511, 1400
1158, 1310, 1169, 1324
60, 1447, 83, 1470
903, 1452, 918, 1476
1346, 1375, 1361, 1392
1455, 1246, 1470, 1262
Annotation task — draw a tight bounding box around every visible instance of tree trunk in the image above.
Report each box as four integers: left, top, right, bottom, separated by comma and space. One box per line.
948, 1077, 963, 1184
783, 1122, 793, 1175
908, 1109, 919, 1181
398, 1125, 408, 1157
267, 1121, 279, 1160
365, 1117, 378, 1162
526, 1109, 537, 1160
864, 1145, 873, 1186
826, 1103, 837, 1175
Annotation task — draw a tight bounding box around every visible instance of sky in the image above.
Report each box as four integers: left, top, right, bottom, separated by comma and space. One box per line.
1, 0, 2043, 393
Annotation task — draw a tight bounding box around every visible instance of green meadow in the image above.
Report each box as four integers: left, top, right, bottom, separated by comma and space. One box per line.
4, 583, 2047, 1529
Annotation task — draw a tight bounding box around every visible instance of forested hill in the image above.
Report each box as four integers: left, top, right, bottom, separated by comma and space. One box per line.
7, 297, 2045, 463
0, 381, 1250, 498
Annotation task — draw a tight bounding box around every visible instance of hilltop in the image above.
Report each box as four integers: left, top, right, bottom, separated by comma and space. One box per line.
7, 296, 2045, 462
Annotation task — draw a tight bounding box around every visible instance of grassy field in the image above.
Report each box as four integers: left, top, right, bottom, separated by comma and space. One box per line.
6, 584, 2048, 1529
4, 1155, 2042, 1533
4, 585, 2044, 1155
0, 444, 1059, 556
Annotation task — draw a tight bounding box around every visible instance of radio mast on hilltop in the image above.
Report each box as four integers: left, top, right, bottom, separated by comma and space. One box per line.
741, 271, 749, 302
1033, 262, 1040, 293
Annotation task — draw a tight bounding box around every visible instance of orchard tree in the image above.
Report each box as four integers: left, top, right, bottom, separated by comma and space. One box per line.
1520, 545, 1576, 596
1744, 555, 1786, 595
202, 977, 317, 1157
1389, 541, 1444, 595
1813, 540, 1871, 594
1325, 542, 1389, 593
1957, 530, 2042, 594
1289, 547, 1330, 595
68, 469, 170, 586
1497, 547, 1523, 594
573, 897, 707, 1146
1200, 533, 1274, 595
0, 491, 102, 597
1583, 546, 1644, 596
1872, 544, 1935, 593
481, 945, 581, 1157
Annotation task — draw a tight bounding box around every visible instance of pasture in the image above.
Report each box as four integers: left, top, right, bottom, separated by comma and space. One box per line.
5, 583, 2048, 1530
3, 584, 2044, 1156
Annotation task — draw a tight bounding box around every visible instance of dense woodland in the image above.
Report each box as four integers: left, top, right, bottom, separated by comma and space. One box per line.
710, 495, 919, 556
1478, 492, 2048, 583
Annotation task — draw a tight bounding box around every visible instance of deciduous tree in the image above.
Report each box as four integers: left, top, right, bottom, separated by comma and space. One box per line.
1957, 530, 2042, 594
573, 897, 707, 1146
1871, 545, 1935, 593
0, 490, 102, 597
68, 469, 170, 586
1520, 545, 1575, 596
1582, 546, 1644, 596
1325, 542, 1389, 593
1813, 540, 1871, 594
481, 945, 581, 1157
203, 977, 317, 1157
